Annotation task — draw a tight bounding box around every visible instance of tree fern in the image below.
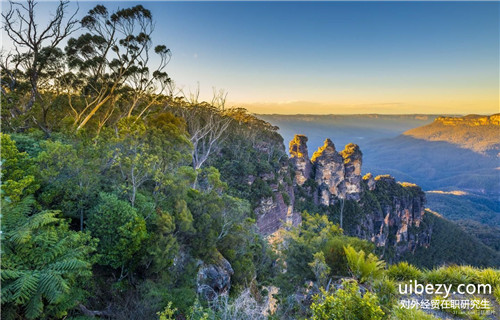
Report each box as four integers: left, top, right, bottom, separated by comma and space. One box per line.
1, 197, 96, 320
344, 245, 386, 284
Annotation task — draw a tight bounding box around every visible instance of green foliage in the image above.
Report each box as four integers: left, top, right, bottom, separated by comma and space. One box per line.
278, 213, 341, 291
87, 193, 148, 271
456, 219, 500, 252
1, 133, 39, 202
278, 212, 374, 297
309, 252, 331, 287
323, 236, 374, 276
35, 139, 100, 229
387, 262, 423, 281
1, 197, 96, 319
475, 268, 500, 287
4, 3, 499, 318
421, 265, 500, 288
298, 212, 343, 246
187, 299, 214, 320
328, 198, 363, 234
206, 108, 287, 207
494, 285, 500, 305
427, 193, 500, 227
371, 175, 424, 207
157, 302, 177, 320
250, 177, 274, 204
344, 245, 386, 284
309, 280, 384, 320
372, 277, 397, 314
9, 132, 44, 157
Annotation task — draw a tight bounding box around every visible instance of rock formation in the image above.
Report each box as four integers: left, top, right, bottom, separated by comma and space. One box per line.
363, 173, 376, 191
404, 113, 500, 157
355, 175, 431, 260
339, 143, 363, 200
254, 133, 432, 260
288, 134, 432, 260
289, 135, 312, 186
311, 139, 345, 205
255, 162, 300, 235
291, 136, 364, 205
197, 254, 234, 300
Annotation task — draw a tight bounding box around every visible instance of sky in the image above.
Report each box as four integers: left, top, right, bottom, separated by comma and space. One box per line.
1, 1, 499, 114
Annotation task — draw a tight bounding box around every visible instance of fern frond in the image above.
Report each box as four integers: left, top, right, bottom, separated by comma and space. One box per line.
37, 272, 61, 304
1, 195, 36, 229
1, 269, 22, 280
11, 271, 39, 302
24, 292, 44, 320
10, 211, 59, 244
49, 258, 88, 272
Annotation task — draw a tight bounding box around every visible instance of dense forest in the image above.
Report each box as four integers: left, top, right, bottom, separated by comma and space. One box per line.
1, 2, 499, 319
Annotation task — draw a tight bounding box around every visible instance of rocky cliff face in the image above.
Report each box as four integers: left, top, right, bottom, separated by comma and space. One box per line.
254, 162, 301, 236
356, 175, 431, 260
435, 114, 500, 126
404, 113, 500, 157
288, 134, 432, 260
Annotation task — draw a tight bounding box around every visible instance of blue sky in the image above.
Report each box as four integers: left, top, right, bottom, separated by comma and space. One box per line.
2, 1, 498, 114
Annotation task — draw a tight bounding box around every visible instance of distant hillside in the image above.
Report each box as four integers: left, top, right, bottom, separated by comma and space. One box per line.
404, 114, 500, 157
361, 135, 499, 196
402, 211, 500, 268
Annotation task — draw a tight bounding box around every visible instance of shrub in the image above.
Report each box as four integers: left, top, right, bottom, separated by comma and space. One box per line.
373, 277, 397, 313
387, 262, 423, 281
475, 268, 500, 287
323, 236, 374, 276
422, 266, 472, 287
494, 285, 500, 305
344, 245, 385, 284
157, 302, 177, 320
310, 279, 384, 320
87, 193, 148, 273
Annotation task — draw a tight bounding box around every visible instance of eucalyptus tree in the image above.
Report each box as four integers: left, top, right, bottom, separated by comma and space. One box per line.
1, 0, 79, 132
169, 91, 232, 170
64, 5, 171, 131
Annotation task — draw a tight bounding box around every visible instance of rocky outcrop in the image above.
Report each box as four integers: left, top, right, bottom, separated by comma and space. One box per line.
197, 254, 234, 300
340, 143, 363, 200
355, 175, 431, 261
288, 135, 432, 260
255, 193, 289, 235
290, 135, 364, 205
289, 135, 312, 186
311, 139, 345, 205
255, 163, 301, 235
253, 132, 432, 260
363, 173, 376, 191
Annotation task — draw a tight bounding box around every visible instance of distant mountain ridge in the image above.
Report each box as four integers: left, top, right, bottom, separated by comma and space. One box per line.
257, 114, 439, 154
403, 114, 500, 157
